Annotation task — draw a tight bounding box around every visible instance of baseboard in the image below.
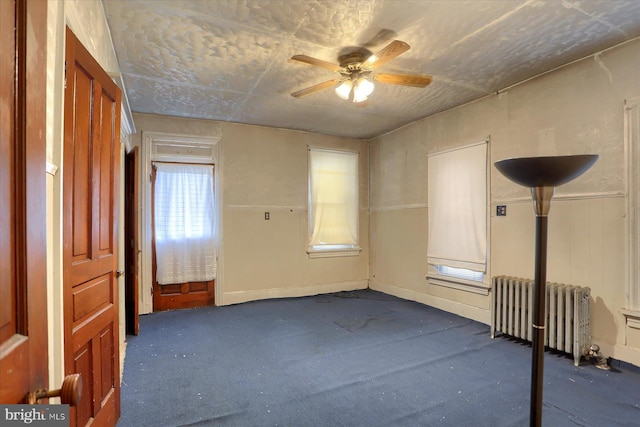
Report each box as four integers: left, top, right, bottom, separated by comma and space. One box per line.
120, 340, 127, 384
220, 280, 369, 306
370, 280, 491, 325
592, 339, 640, 368
609, 358, 640, 373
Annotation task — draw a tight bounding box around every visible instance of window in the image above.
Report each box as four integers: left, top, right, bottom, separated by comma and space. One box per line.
154, 163, 216, 284
308, 148, 360, 257
426, 140, 489, 294
435, 265, 484, 282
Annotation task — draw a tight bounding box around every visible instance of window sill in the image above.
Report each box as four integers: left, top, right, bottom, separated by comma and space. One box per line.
620, 309, 640, 330
307, 248, 361, 259
426, 274, 490, 295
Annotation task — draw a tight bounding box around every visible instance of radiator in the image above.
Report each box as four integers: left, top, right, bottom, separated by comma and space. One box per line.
490, 276, 591, 366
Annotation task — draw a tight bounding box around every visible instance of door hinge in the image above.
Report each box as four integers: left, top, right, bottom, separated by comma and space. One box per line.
64, 60, 67, 89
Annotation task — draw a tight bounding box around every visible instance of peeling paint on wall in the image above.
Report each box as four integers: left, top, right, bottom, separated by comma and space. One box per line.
594, 53, 614, 84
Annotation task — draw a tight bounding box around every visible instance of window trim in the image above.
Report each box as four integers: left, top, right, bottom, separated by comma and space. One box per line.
625, 97, 640, 318
425, 273, 491, 295
307, 247, 361, 258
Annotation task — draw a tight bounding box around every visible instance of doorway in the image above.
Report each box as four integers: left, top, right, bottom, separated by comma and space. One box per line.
151, 162, 216, 311
125, 147, 140, 335
140, 132, 220, 313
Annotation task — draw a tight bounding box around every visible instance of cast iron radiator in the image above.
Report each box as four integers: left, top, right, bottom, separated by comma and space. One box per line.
490, 276, 591, 366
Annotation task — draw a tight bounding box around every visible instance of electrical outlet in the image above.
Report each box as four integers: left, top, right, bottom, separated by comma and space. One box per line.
496, 205, 507, 216
265, 212, 270, 220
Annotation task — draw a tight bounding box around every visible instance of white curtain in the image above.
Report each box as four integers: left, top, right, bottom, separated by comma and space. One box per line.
427, 142, 487, 272
154, 163, 216, 284
308, 148, 359, 250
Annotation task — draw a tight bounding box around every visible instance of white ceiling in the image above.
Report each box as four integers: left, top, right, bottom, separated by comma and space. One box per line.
102, 0, 640, 139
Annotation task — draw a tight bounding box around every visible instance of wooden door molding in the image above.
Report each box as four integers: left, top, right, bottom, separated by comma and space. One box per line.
0, 0, 48, 404
63, 27, 121, 426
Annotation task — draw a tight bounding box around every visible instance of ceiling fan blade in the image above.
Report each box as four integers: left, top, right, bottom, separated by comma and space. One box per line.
291, 79, 342, 98
374, 73, 432, 87
364, 40, 410, 68
290, 55, 342, 71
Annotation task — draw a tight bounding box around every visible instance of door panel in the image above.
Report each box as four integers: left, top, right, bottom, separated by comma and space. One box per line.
153, 280, 215, 311
63, 27, 121, 426
73, 347, 92, 426
98, 90, 116, 254
0, 0, 48, 404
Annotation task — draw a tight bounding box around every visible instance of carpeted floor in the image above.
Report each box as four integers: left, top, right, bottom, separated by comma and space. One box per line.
118, 290, 640, 426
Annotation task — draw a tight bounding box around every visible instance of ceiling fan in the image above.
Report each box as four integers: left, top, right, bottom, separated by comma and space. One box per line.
289, 40, 432, 103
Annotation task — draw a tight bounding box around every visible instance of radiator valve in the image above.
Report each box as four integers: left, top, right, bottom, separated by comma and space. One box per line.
587, 344, 610, 370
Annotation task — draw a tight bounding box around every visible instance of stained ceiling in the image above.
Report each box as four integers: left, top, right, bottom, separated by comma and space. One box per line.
102, 0, 640, 139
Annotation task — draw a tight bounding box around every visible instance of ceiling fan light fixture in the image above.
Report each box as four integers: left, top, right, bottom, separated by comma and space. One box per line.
352, 77, 374, 103
335, 80, 353, 100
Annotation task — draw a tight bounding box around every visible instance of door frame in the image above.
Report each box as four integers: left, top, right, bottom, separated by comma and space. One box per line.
140, 132, 221, 313
125, 147, 139, 335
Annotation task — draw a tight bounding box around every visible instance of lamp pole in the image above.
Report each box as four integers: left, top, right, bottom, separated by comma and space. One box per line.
494, 155, 598, 427
530, 186, 553, 425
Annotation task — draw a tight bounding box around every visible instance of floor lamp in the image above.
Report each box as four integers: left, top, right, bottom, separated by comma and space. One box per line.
494, 154, 598, 427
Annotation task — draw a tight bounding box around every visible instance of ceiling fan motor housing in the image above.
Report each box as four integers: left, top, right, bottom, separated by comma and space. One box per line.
339, 52, 366, 68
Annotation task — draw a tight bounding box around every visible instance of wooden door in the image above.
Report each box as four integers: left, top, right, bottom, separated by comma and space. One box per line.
125, 147, 139, 335
0, 0, 48, 404
151, 165, 215, 312
63, 27, 121, 426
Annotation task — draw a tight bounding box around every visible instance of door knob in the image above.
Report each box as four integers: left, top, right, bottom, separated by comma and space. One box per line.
27, 373, 82, 406
116, 269, 124, 278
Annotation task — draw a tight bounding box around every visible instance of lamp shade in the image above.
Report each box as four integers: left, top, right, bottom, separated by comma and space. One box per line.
494, 155, 599, 188
335, 80, 353, 100
356, 78, 374, 97
352, 78, 374, 103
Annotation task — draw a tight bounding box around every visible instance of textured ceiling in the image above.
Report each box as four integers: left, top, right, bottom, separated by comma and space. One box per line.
102, 0, 640, 139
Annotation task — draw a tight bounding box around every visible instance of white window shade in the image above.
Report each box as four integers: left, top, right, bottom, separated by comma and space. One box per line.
154, 163, 216, 284
308, 148, 359, 254
427, 142, 487, 272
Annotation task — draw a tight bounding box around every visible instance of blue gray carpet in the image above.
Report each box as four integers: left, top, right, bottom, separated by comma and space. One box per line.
118, 290, 640, 426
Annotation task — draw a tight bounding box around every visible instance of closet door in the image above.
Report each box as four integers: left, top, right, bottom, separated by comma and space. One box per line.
63, 27, 122, 426
0, 0, 48, 404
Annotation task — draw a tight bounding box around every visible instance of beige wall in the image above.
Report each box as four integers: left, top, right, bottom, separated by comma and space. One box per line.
131, 114, 369, 312
369, 38, 640, 366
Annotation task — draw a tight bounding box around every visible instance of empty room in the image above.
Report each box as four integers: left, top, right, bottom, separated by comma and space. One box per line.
2, 1, 640, 426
